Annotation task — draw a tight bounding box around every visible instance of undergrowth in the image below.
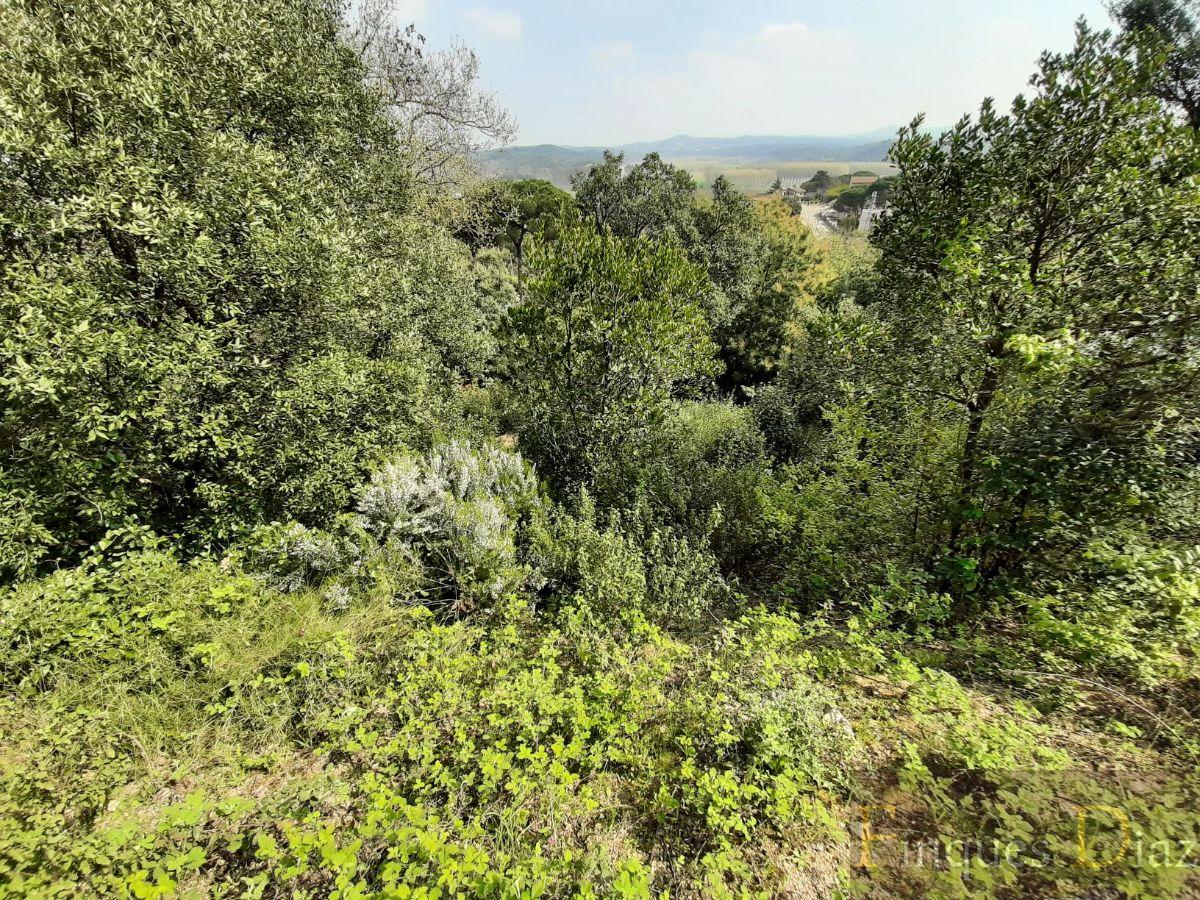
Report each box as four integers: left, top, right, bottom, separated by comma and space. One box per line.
1, 550, 1196, 898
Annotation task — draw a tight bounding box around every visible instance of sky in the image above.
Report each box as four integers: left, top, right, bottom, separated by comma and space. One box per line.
389, 0, 1113, 146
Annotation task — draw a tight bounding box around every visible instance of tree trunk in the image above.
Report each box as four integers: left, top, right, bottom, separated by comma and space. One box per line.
514, 227, 528, 289
945, 334, 1006, 611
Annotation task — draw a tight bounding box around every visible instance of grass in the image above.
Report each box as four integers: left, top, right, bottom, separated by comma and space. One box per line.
1, 551, 1197, 897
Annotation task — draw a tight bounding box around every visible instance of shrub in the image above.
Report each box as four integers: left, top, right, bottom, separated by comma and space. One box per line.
531, 493, 731, 630
0, 551, 253, 696
647, 402, 787, 571
251, 442, 544, 614
1013, 537, 1200, 685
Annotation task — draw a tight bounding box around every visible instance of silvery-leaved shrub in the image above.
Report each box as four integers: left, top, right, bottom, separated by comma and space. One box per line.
253, 442, 543, 613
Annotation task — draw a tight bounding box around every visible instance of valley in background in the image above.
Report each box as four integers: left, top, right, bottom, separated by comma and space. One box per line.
479, 131, 904, 190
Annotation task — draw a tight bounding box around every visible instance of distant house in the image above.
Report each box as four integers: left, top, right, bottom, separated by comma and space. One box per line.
849, 174, 879, 186
777, 177, 807, 197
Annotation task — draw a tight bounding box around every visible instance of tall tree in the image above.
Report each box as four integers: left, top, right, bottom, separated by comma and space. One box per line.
735, 199, 818, 387
832, 184, 875, 215
486, 180, 573, 286
802, 170, 835, 197
866, 24, 1200, 603
694, 180, 815, 390
574, 161, 816, 391
346, 0, 516, 187
572, 152, 698, 242
0, 0, 494, 578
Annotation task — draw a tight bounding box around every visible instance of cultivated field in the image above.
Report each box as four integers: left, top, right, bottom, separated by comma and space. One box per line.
677, 159, 900, 193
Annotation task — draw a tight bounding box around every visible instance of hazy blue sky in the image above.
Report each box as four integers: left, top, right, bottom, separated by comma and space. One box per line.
392, 0, 1112, 145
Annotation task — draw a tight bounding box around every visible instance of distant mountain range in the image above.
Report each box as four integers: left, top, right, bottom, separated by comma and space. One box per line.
478, 130, 909, 187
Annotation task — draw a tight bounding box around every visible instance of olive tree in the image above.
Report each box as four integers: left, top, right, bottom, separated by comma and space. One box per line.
347, 0, 516, 187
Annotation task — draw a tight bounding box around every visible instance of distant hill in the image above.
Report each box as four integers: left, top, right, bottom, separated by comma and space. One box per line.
478, 131, 904, 188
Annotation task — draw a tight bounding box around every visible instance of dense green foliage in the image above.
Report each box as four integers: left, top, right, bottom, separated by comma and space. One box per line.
0, 0, 499, 579
1, 1, 1198, 896
499, 225, 716, 498
1111, 0, 1200, 127
571, 155, 817, 390
463, 179, 573, 286
3, 548, 1197, 898
803, 25, 1199, 615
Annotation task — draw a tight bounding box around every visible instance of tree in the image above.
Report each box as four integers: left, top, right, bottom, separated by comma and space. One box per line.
346, 0, 516, 187
1110, 0, 1200, 128
0, 0, 495, 578
572, 152, 698, 242
573, 163, 815, 391
697, 190, 816, 391
801, 170, 834, 197
500, 226, 718, 498
485, 179, 573, 285
831, 184, 875, 215
741, 199, 818, 380
690, 175, 763, 355
865, 24, 1200, 605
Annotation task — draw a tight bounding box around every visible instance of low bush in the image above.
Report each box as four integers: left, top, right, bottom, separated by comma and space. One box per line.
0, 555, 852, 897
530, 492, 731, 631
249, 441, 544, 615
